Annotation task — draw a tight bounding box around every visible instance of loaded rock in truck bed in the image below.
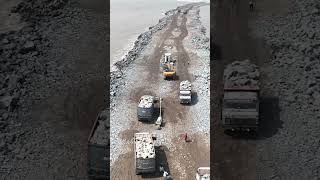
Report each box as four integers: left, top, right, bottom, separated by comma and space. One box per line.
90, 110, 110, 145
223, 59, 260, 88
180, 80, 192, 91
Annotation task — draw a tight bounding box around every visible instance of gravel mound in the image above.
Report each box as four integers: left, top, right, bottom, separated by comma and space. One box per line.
1, 0, 107, 178
223, 60, 260, 88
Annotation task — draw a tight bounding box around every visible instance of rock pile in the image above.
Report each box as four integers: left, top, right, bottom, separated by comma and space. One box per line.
249, 0, 320, 178
138, 95, 154, 108
223, 60, 260, 88
0, 0, 69, 131
11, 0, 68, 22
180, 80, 192, 91
0, 0, 77, 178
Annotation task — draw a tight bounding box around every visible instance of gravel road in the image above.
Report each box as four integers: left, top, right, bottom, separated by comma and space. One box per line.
110, 3, 210, 180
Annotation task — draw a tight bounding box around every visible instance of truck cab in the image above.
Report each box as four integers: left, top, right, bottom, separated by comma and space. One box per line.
221, 88, 259, 132
179, 90, 192, 103
137, 95, 155, 121
179, 80, 192, 104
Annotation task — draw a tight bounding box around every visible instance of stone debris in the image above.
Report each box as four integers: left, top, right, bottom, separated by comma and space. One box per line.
134, 133, 155, 159
0, 0, 107, 178
224, 60, 260, 88
248, 0, 320, 178
180, 80, 192, 91
138, 95, 155, 108
0, 96, 14, 109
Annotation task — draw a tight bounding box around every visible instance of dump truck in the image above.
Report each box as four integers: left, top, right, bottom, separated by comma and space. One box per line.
221, 60, 260, 132
195, 167, 210, 180
179, 80, 192, 104
87, 110, 109, 179
137, 95, 158, 121
161, 53, 176, 80
134, 132, 156, 175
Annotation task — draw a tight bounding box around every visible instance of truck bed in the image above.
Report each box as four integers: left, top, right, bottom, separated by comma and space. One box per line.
87, 111, 109, 179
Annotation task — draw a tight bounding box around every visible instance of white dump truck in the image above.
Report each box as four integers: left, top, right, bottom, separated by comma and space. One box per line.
195, 167, 210, 180
137, 95, 157, 121
179, 80, 192, 104
134, 132, 156, 175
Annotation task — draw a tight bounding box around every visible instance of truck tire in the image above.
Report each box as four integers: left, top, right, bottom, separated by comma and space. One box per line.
136, 170, 140, 175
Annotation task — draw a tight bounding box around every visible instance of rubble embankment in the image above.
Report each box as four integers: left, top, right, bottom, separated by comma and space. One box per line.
110, 8, 178, 107
250, 0, 320, 178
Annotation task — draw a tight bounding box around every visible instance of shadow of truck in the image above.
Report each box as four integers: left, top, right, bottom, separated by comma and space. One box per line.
141, 146, 171, 178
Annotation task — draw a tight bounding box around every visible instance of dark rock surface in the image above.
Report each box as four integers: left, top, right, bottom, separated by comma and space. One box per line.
249, 0, 320, 179
0, 0, 107, 179
224, 59, 260, 88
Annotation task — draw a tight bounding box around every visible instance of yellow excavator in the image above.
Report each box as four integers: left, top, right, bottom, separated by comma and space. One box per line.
161, 53, 176, 80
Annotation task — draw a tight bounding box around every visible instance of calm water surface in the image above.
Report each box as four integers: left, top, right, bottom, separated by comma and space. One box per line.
110, 0, 210, 65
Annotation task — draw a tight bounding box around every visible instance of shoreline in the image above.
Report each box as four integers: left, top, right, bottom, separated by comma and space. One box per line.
110, 7, 177, 105
110, 2, 209, 107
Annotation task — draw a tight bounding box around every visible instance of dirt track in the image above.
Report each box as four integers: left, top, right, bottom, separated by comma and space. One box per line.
111, 4, 209, 180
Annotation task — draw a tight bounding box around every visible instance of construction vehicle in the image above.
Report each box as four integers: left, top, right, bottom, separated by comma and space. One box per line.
134, 132, 156, 175
87, 110, 109, 179
137, 95, 158, 121
195, 167, 210, 180
155, 97, 163, 129
179, 80, 192, 104
221, 60, 260, 132
161, 53, 176, 80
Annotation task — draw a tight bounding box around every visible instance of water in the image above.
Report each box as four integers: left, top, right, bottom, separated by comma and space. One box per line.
199, 5, 210, 36
110, 0, 210, 65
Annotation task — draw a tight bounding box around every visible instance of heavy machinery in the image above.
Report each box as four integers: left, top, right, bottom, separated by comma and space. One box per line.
134, 132, 156, 175
87, 110, 109, 179
195, 167, 210, 180
161, 53, 176, 80
137, 95, 158, 121
179, 80, 192, 104
155, 97, 163, 129
221, 60, 260, 132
